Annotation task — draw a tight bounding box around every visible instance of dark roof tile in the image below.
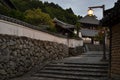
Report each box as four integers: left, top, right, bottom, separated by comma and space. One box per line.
53, 18, 75, 29
79, 15, 99, 25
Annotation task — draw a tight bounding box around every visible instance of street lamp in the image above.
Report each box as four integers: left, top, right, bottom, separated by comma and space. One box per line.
88, 5, 107, 61
88, 5, 105, 17
88, 9, 94, 16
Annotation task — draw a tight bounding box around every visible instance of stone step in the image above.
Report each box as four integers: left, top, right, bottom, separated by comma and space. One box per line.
52, 62, 109, 66
33, 73, 108, 80
85, 44, 105, 51
32, 60, 109, 80
37, 70, 108, 77
11, 77, 68, 80
44, 67, 108, 73
47, 63, 108, 69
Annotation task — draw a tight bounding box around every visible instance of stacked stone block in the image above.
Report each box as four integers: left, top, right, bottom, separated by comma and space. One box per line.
0, 34, 69, 80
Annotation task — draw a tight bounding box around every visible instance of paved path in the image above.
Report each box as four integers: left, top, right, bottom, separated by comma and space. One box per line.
10, 51, 109, 80
56, 51, 109, 64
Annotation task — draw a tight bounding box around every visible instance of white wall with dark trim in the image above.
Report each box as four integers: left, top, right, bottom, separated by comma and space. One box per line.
0, 20, 83, 48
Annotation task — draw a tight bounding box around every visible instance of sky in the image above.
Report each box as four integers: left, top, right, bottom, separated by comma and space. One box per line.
42, 0, 117, 20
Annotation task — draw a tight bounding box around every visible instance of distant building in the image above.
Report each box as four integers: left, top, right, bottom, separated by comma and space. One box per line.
101, 0, 120, 79
53, 18, 75, 37
79, 15, 100, 44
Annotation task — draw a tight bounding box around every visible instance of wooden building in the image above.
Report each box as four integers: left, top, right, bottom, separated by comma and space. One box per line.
79, 15, 100, 44
101, 0, 120, 79
53, 18, 75, 37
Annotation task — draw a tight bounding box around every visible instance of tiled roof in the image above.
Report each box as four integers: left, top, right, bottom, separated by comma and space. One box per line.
53, 18, 75, 29
80, 28, 99, 37
79, 15, 99, 25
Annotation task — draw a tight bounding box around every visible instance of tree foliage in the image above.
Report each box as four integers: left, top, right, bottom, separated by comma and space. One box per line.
11, 0, 82, 24
25, 8, 54, 27
66, 8, 74, 14
0, 0, 82, 32
75, 22, 81, 37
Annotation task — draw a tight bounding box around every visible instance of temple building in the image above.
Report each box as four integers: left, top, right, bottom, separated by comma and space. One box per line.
101, 0, 120, 79
79, 15, 100, 44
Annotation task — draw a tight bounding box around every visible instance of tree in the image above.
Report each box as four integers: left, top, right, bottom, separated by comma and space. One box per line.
0, 3, 10, 15
66, 8, 74, 14
9, 10, 25, 20
78, 15, 82, 20
11, 0, 81, 25
25, 8, 54, 27
75, 22, 81, 37
11, 0, 30, 11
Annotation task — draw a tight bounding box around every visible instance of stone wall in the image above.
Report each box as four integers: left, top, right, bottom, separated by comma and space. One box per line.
111, 23, 120, 79
0, 34, 69, 80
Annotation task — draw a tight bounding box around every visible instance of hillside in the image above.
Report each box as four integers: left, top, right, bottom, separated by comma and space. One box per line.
0, 0, 83, 34
0, 0, 82, 24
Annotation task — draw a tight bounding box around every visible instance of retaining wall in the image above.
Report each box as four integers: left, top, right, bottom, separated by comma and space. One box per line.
0, 34, 69, 79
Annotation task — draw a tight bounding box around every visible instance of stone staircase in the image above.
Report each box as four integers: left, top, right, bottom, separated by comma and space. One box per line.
85, 44, 104, 51
32, 62, 109, 80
